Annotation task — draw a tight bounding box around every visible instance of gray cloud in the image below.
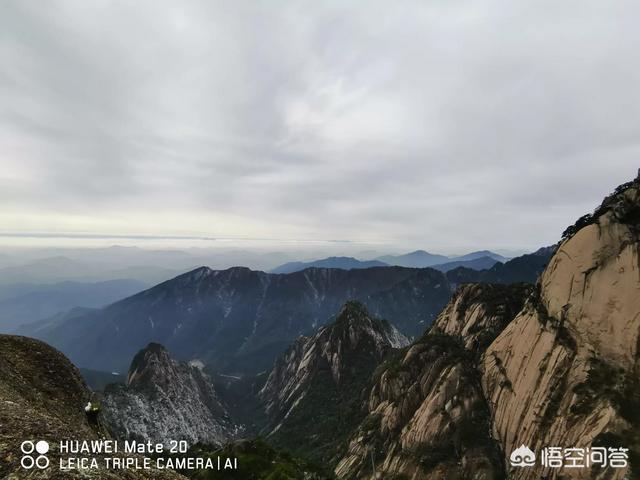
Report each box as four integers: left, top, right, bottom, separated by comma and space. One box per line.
1, 0, 639, 252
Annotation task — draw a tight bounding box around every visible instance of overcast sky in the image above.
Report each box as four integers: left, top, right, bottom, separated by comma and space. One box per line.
1, 0, 639, 254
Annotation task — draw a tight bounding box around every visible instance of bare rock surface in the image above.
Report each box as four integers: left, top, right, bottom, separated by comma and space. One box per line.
102, 343, 234, 448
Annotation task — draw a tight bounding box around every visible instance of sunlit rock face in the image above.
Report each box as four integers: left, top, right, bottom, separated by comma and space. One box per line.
483, 178, 640, 480
335, 177, 640, 480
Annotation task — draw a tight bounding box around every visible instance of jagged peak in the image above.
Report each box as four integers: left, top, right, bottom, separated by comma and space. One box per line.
335, 300, 371, 321
127, 342, 173, 386
183, 265, 213, 277
333, 301, 390, 335
327, 301, 409, 350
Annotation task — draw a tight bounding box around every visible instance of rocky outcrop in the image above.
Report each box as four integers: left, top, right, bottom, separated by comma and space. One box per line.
335, 283, 531, 479
482, 177, 640, 479
259, 301, 409, 463
102, 343, 234, 447
0, 334, 184, 479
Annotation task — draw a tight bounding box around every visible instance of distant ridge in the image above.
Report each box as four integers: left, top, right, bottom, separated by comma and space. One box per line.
271, 256, 388, 274
376, 250, 450, 268
432, 255, 502, 272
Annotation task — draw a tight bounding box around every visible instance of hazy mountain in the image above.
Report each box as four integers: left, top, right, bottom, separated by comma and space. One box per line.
0, 255, 183, 285
102, 343, 233, 447
23, 266, 451, 374
445, 245, 556, 286
0, 279, 147, 332
259, 301, 409, 462
0, 256, 89, 284
0, 334, 183, 479
0, 246, 301, 278
431, 255, 502, 272
448, 249, 508, 263
271, 256, 389, 274
377, 249, 507, 269
376, 250, 450, 268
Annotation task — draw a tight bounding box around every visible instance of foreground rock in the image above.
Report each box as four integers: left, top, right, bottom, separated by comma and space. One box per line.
102, 343, 234, 447
0, 334, 184, 479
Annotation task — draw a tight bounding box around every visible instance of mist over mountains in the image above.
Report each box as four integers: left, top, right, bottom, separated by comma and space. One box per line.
17, 246, 552, 377
1, 175, 639, 480
0, 244, 536, 336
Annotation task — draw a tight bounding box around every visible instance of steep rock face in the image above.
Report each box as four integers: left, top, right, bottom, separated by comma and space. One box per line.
0, 335, 183, 479
259, 301, 409, 463
482, 178, 640, 479
27, 266, 450, 374
335, 284, 531, 480
102, 343, 233, 447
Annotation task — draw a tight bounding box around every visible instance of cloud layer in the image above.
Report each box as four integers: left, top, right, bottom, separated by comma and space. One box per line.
1, 0, 639, 252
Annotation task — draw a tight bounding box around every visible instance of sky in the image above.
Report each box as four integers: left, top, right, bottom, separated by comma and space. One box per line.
1, 0, 639, 254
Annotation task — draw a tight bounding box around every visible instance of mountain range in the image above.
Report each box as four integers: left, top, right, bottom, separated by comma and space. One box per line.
21, 266, 452, 374
270, 252, 508, 274
20, 247, 553, 377
271, 256, 388, 274
376, 249, 508, 268
1, 175, 639, 479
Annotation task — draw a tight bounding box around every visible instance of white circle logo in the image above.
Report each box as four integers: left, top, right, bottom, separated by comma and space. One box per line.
20, 440, 49, 470
20, 455, 34, 469
20, 441, 34, 454
35, 441, 49, 454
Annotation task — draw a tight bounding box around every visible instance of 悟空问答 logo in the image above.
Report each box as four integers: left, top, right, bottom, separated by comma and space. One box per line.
510, 444, 536, 467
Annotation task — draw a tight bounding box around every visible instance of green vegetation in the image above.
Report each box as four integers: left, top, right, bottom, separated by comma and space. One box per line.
178, 438, 333, 480
540, 375, 568, 429
570, 358, 640, 477
413, 399, 503, 476
561, 179, 639, 240
529, 286, 577, 352
570, 357, 625, 416
268, 352, 371, 464
413, 440, 456, 473
373, 347, 407, 381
